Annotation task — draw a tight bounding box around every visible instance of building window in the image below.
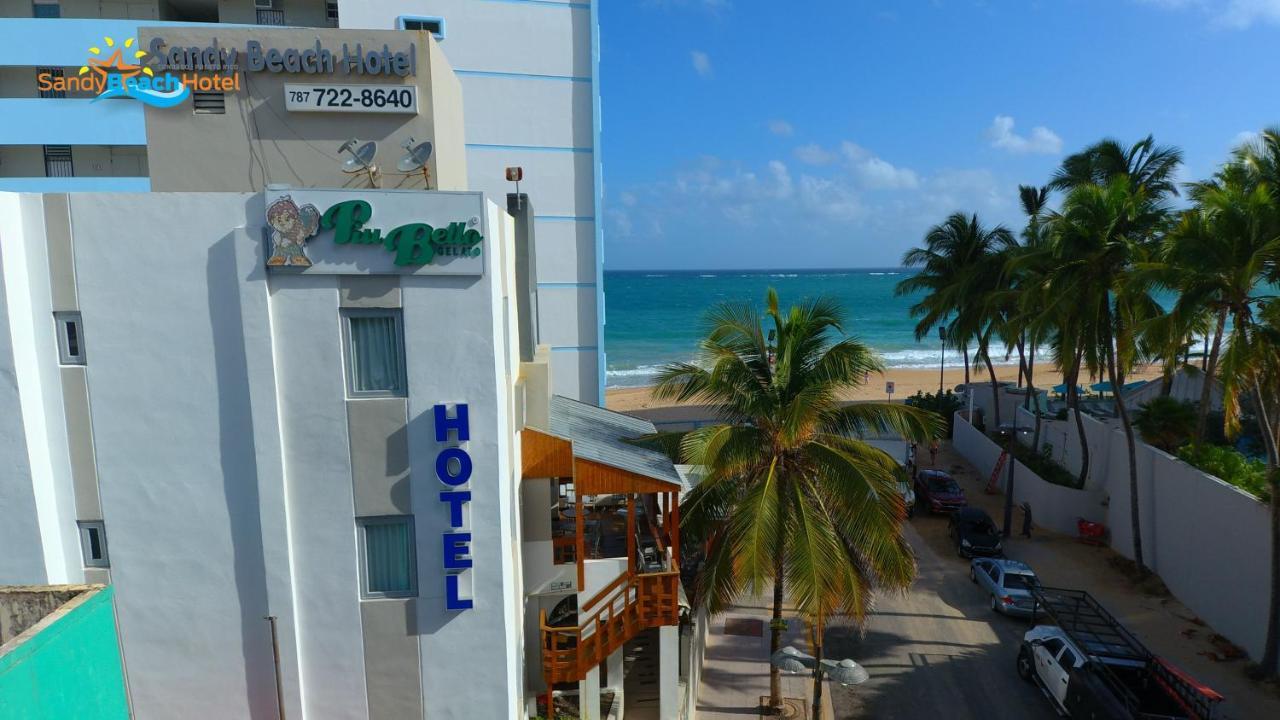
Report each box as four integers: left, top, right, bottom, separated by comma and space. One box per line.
398, 16, 446, 40
32, 1, 60, 18
357, 517, 416, 598
78, 521, 109, 568
192, 91, 226, 115
343, 309, 407, 397
326, 1, 339, 26
54, 311, 85, 365
43, 145, 73, 177
37, 67, 64, 98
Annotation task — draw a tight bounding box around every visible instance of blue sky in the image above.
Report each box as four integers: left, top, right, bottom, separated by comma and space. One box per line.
597, 0, 1280, 270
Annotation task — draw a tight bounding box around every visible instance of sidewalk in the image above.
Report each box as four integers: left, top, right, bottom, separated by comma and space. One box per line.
695, 590, 836, 719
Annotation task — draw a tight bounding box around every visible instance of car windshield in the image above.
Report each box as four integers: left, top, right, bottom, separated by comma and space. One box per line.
965, 519, 997, 535
927, 476, 959, 493
1003, 573, 1039, 591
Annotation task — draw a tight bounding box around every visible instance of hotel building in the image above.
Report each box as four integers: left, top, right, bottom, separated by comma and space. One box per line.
0, 16, 697, 720
0, 0, 603, 402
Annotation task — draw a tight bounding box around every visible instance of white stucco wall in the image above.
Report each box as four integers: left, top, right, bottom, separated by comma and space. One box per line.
338, 0, 603, 404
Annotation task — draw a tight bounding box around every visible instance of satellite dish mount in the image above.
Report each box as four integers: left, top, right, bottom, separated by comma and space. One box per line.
338, 139, 381, 188
397, 137, 434, 190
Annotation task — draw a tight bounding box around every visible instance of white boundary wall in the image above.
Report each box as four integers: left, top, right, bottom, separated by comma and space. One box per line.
952, 406, 1273, 659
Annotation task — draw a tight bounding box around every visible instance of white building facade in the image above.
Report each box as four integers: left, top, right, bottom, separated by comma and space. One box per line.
0, 186, 694, 719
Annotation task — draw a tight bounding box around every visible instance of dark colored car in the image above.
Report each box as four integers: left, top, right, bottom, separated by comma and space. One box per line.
914, 469, 967, 514
949, 507, 1003, 558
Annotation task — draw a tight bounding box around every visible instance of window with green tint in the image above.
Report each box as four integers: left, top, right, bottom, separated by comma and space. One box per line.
343, 310, 407, 397
358, 517, 416, 598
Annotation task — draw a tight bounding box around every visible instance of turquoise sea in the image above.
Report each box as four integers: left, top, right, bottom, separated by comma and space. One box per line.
603, 269, 965, 388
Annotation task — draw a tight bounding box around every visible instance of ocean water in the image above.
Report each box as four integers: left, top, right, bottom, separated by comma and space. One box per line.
603, 269, 972, 388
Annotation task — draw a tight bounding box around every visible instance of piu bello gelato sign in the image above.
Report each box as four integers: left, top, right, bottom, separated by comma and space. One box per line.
146, 38, 416, 76
263, 189, 487, 276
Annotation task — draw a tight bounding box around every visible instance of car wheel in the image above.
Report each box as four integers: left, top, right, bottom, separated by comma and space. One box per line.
1016, 649, 1034, 682
969, 566, 976, 583
990, 595, 1000, 613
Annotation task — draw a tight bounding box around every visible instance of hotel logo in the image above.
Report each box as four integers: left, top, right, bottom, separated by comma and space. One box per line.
36, 35, 194, 108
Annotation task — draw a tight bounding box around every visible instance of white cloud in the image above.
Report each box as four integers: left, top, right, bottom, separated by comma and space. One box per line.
986, 115, 1063, 155
840, 141, 918, 189
1232, 130, 1261, 148
690, 50, 713, 78
768, 119, 794, 137
794, 143, 836, 165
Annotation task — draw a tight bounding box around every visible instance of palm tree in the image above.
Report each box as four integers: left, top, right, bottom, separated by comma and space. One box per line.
1050, 135, 1184, 198
654, 290, 939, 711
1221, 300, 1280, 675
1042, 177, 1169, 575
898, 213, 1017, 430
1160, 175, 1280, 442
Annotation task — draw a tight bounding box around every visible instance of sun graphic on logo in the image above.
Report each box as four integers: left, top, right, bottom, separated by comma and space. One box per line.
78, 36, 152, 79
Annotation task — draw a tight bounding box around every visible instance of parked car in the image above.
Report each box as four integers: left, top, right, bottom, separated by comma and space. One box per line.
914, 469, 966, 514
1017, 587, 1223, 719
970, 557, 1039, 615
948, 507, 1002, 558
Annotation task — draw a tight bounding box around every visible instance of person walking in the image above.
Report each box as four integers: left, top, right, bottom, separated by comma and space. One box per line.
1020, 502, 1034, 538
928, 438, 939, 466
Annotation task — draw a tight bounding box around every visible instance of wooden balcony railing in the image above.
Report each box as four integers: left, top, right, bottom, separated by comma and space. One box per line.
539, 563, 681, 686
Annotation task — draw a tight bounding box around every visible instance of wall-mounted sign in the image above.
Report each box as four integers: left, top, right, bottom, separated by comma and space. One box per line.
146, 38, 417, 77
285, 84, 418, 114
435, 404, 474, 611
263, 188, 488, 276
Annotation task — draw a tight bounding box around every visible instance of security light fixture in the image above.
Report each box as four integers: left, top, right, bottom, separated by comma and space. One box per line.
506, 166, 524, 209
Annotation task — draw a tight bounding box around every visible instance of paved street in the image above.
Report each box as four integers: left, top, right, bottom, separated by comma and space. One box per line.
826, 515, 1056, 720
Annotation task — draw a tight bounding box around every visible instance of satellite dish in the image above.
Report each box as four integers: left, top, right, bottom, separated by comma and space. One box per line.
397, 136, 434, 189
337, 138, 380, 187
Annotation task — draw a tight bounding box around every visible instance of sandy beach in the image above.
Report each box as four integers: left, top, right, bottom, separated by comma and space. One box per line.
605, 362, 1165, 412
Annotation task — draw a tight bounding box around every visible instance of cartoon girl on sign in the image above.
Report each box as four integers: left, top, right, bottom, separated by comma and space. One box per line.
265, 195, 321, 267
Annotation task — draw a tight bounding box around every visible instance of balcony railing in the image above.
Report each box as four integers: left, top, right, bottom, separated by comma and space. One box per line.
539, 563, 681, 686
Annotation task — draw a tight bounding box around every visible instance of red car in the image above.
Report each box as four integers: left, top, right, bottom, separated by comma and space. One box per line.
914, 469, 967, 514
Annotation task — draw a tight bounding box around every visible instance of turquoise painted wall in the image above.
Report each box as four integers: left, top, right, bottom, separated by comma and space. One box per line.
0, 586, 129, 720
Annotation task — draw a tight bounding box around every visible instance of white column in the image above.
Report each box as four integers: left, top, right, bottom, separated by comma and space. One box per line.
659, 625, 679, 720
579, 664, 601, 720
605, 645, 624, 691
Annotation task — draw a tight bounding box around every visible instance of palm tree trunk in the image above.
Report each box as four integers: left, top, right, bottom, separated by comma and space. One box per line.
1069, 348, 1090, 488
1016, 336, 1027, 389
1195, 308, 1228, 443
1107, 339, 1146, 576
811, 612, 825, 720
769, 539, 785, 710
1253, 382, 1280, 676
963, 344, 971, 385
983, 350, 1002, 431
1030, 343, 1044, 454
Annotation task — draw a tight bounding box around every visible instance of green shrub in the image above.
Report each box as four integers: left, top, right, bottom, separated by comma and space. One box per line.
904, 389, 963, 436
1133, 397, 1197, 452
1007, 439, 1082, 489
1176, 444, 1271, 502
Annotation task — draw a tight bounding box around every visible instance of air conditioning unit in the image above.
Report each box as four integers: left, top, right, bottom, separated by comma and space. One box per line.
254, 0, 275, 10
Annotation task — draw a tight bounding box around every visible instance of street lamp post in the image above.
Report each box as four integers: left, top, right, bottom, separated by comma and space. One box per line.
938, 326, 947, 397
770, 645, 869, 719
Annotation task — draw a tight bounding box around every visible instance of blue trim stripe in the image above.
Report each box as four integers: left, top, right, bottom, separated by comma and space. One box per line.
550, 346, 599, 352
537, 282, 597, 289
455, 69, 591, 83
466, 143, 592, 154
477, 0, 591, 9
535, 215, 595, 222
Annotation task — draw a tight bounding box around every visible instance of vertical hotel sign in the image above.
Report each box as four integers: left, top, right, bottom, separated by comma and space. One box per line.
435, 404, 474, 610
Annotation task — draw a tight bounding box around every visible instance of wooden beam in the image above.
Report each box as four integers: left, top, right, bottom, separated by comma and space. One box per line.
626, 493, 636, 575
671, 492, 680, 565
522, 428, 574, 479
574, 458, 682, 496
575, 485, 585, 590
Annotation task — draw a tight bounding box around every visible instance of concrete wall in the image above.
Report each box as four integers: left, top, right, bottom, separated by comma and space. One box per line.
0, 585, 129, 720
952, 405, 1275, 659
339, 0, 602, 403
142, 27, 466, 193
